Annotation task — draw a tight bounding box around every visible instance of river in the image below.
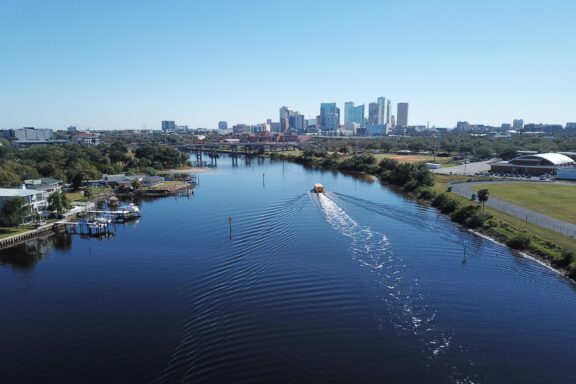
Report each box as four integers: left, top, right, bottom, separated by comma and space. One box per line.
1, 155, 575, 383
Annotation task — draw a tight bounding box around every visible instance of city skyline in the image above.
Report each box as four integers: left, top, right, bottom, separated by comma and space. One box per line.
1, 1, 575, 130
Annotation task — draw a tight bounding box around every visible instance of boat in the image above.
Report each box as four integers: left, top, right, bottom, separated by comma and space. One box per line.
313, 183, 324, 193
94, 216, 112, 224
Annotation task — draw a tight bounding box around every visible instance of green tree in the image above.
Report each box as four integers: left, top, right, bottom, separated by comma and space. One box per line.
48, 191, 71, 216
477, 188, 490, 211
131, 179, 141, 190
0, 197, 26, 227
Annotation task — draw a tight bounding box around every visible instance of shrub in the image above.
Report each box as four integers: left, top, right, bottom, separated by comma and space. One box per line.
441, 198, 460, 214
432, 193, 460, 214
403, 180, 419, 192
465, 212, 491, 228
451, 205, 480, 224
507, 233, 531, 250
418, 188, 436, 200
552, 249, 575, 268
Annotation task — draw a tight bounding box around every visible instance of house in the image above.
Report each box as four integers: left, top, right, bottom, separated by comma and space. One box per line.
102, 174, 135, 187
71, 132, 100, 146
102, 174, 164, 188
141, 176, 165, 187
0, 188, 48, 223
24, 178, 63, 195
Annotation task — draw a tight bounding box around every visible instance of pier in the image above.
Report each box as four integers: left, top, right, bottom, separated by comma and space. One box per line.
53, 220, 114, 237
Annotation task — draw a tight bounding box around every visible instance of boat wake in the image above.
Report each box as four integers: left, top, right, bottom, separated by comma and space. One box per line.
315, 192, 476, 383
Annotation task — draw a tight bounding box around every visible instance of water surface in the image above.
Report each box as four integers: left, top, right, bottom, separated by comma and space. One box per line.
1, 156, 575, 383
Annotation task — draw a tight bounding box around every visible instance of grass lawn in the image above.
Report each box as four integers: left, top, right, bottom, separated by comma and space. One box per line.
0, 226, 36, 239
472, 183, 576, 225
433, 175, 576, 259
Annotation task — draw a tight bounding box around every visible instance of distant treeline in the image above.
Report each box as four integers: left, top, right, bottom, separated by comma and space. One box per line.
0, 141, 189, 188
307, 134, 576, 161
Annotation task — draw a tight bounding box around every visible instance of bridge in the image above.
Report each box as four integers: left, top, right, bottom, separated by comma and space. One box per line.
173, 142, 300, 167
176, 142, 298, 152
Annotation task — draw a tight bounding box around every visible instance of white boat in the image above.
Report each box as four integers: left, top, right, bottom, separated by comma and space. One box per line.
313, 183, 324, 193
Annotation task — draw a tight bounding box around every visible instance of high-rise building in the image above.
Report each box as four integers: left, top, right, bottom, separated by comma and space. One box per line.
344, 102, 355, 124
367, 103, 379, 125
218, 121, 228, 130
397, 103, 409, 128
344, 101, 365, 126
320, 103, 340, 132
289, 113, 305, 132
279, 106, 290, 132
513, 119, 524, 130
377, 97, 391, 125
352, 104, 365, 127
161, 120, 176, 132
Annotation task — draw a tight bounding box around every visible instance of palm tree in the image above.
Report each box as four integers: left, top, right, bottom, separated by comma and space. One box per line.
477, 188, 490, 211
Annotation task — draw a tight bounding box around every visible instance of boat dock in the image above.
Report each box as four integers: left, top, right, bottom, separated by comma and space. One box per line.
53, 220, 114, 237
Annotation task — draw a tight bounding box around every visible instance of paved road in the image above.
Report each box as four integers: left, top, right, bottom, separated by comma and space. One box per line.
432, 159, 495, 176
450, 181, 576, 239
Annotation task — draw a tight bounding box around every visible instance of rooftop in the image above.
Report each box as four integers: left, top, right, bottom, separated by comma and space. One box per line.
0, 188, 45, 198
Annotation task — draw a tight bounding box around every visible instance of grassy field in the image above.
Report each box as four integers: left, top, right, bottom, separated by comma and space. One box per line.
472, 183, 576, 225
432, 175, 576, 260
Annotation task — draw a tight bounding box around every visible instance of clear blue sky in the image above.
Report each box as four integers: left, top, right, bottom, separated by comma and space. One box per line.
1, 0, 575, 130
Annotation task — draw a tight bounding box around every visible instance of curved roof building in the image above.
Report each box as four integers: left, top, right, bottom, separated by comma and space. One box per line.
508, 153, 574, 166
491, 153, 575, 176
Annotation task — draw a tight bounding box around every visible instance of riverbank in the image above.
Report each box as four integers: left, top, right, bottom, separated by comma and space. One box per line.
271, 152, 576, 282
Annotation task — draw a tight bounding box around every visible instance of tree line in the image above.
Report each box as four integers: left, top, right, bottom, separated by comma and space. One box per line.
0, 141, 189, 188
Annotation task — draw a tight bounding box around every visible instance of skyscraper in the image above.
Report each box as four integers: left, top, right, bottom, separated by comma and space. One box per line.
320, 103, 340, 132
345, 102, 364, 126
344, 102, 355, 124
367, 103, 379, 125
352, 104, 365, 127
279, 106, 290, 132
218, 121, 228, 130
377, 97, 390, 125
397, 103, 409, 128
513, 119, 524, 130
161, 120, 176, 131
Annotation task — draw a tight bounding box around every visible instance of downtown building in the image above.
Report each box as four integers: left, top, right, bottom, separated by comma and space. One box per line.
319, 103, 340, 134
396, 103, 409, 128
364, 96, 390, 136
279, 106, 305, 133
344, 102, 365, 126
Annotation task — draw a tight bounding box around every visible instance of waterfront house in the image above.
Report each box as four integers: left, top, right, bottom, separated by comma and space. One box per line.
24, 178, 63, 195
0, 187, 48, 223
141, 175, 164, 187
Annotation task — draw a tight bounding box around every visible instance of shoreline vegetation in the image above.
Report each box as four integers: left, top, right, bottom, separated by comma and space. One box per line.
0, 142, 192, 239
270, 150, 576, 281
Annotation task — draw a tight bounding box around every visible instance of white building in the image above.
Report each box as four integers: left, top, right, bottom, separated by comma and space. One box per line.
0, 188, 48, 223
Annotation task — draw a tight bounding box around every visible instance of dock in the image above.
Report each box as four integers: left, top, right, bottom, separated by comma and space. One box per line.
53, 220, 114, 237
